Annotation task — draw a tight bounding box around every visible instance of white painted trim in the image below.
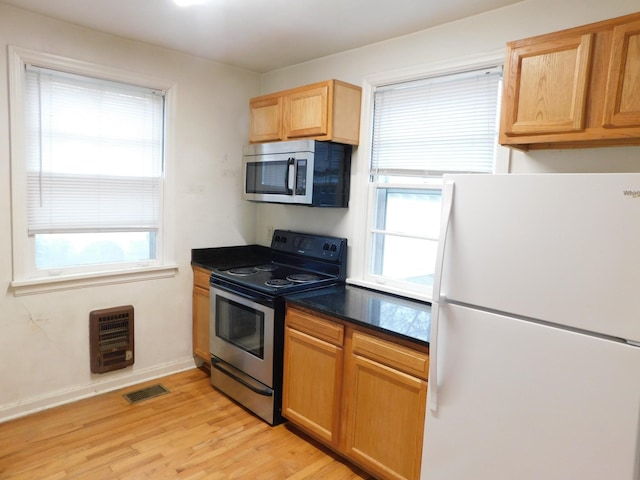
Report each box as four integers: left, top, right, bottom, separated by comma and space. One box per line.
10, 264, 179, 296
8, 46, 178, 289
8, 46, 175, 92
347, 79, 375, 289
162, 83, 179, 273
347, 278, 432, 303
8, 46, 29, 282
350, 49, 506, 300
0, 358, 197, 423
365, 48, 505, 88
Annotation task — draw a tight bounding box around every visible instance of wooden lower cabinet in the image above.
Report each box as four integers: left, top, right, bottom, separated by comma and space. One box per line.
344, 332, 428, 480
192, 267, 211, 362
283, 306, 429, 480
282, 309, 344, 445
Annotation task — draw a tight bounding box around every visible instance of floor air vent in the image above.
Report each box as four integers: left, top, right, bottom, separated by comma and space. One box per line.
123, 384, 170, 404
90, 305, 134, 374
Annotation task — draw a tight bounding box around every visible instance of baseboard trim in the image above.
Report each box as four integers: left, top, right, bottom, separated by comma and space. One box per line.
0, 357, 198, 423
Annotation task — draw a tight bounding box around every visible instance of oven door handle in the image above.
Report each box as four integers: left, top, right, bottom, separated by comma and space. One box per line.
211, 357, 274, 397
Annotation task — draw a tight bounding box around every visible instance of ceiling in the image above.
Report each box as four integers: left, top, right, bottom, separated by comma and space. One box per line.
1, 0, 523, 73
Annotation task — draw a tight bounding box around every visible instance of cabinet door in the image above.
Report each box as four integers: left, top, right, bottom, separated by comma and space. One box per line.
501, 33, 593, 136
602, 19, 640, 127
344, 353, 427, 480
249, 96, 282, 142
284, 84, 329, 139
192, 286, 210, 361
282, 326, 343, 445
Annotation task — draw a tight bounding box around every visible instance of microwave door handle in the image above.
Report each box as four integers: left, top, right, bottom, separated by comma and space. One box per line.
285, 157, 295, 195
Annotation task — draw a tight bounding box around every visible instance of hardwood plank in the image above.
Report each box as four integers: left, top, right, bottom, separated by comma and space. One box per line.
0, 368, 372, 479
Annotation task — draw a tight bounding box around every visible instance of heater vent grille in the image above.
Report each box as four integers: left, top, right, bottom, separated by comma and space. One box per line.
90, 305, 134, 374
123, 384, 169, 404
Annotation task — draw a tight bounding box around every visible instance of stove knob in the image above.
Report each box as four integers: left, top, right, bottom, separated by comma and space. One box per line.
322, 242, 330, 251
330, 244, 337, 252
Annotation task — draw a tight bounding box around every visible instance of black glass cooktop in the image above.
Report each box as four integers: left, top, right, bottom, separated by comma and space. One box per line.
211, 263, 338, 296
193, 230, 348, 298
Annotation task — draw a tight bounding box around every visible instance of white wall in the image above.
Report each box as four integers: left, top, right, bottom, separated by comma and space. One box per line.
253, 0, 640, 283
0, 4, 260, 421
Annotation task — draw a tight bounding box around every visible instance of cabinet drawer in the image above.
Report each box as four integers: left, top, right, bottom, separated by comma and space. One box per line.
286, 308, 344, 346
352, 331, 429, 380
193, 267, 211, 289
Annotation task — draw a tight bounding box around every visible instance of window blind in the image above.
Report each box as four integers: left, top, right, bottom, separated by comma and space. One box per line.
371, 67, 502, 176
24, 65, 164, 235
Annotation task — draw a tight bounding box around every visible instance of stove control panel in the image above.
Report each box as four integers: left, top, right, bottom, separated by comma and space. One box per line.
271, 230, 346, 261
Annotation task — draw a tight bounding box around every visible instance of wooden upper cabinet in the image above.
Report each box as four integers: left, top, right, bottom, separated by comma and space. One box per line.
284, 84, 330, 139
500, 11, 640, 149
603, 18, 640, 128
249, 96, 282, 142
501, 34, 593, 136
249, 80, 361, 145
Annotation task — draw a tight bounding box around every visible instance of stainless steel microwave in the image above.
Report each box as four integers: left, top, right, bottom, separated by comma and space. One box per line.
242, 140, 351, 207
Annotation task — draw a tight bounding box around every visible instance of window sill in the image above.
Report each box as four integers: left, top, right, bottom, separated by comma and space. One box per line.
346, 278, 433, 304
10, 264, 179, 296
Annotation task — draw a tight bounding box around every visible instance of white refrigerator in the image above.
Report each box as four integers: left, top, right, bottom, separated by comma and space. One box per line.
421, 173, 640, 480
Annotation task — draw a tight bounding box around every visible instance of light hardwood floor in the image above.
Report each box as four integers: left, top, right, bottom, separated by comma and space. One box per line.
0, 367, 372, 479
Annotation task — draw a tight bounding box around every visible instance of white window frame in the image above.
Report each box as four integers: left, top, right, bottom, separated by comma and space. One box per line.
348, 50, 511, 302
8, 46, 178, 295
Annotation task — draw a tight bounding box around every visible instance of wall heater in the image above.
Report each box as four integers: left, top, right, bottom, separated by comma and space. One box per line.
89, 305, 134, 374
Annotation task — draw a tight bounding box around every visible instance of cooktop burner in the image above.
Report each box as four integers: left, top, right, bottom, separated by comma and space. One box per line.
286, 273, 321, 283
214, 265, 337, 295
255, 264, 277, 272
228, 267, 258, 276
265, 279, 293, 287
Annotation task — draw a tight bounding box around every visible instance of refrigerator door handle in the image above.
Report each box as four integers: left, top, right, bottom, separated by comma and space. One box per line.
433, 179, 455, 304
429, 301, 442, 412
429, 179, 455, 413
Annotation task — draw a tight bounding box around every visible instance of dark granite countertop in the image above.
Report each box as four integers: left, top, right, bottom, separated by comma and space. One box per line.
285, 284, 431, 347
191, 245, 271, 271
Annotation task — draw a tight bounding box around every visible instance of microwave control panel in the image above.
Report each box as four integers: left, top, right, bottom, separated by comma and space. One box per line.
295, 159, 307, 195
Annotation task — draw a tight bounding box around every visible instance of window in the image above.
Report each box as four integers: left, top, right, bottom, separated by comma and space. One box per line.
9, 48, 176, 292
364, 66, 503, 300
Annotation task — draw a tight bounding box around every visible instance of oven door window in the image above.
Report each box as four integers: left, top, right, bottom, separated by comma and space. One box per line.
215, 296, 265, 359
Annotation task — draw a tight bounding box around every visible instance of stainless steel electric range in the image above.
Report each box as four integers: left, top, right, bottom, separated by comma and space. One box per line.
208, 230, 347, 425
